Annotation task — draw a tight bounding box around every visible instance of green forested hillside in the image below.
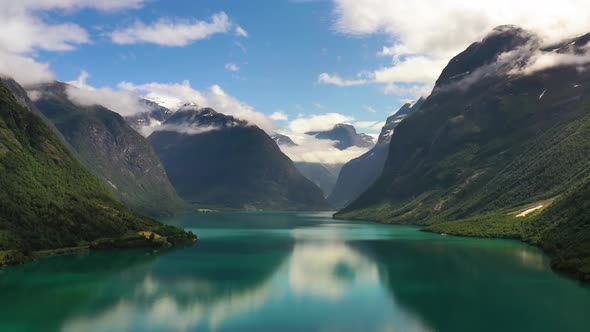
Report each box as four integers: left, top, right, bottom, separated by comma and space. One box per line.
0, 81, 194, 265
30, 82, 184, 217
336, 26, 590, 281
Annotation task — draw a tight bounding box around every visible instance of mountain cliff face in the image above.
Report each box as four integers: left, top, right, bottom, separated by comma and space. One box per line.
328, 99, 423, 208
29, 82, 184, 217
0, 80, 193, 265
149, 105, 328, 210
306, 123, 374, 150
336, 26, 590, 280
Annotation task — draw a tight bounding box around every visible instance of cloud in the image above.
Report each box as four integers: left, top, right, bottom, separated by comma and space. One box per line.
383, 83, 433, 99
235, 26, 249, 38
515, 50, 590, 75
326, 0, 590, 93
372, 56, 448, 84
0, 1, 144, 86
0, 51, 54, 86
278, 134, 370, 164
354, 121, 384, 132
288, 112, 353, 133
151, 124, 223, 136
225, 63, 240, 72
270, 111, 289, 121
317, 73, 368, 86
120, 80, 276, 133
65, 70, 150, 116
111, 12, 242, 46
332, 0, 590, 57
364, 106, 377, 113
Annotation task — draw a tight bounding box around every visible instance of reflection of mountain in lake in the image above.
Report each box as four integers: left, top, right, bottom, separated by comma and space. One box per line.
61, 233, 294, 332
358, 238, 590, 332
0, 249, 162, 331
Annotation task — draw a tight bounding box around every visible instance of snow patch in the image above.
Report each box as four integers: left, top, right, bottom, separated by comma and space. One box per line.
516, 205, 543, 217
539, 89, 547, 100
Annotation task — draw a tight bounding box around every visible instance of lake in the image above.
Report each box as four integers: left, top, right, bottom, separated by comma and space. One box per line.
0, 211, 589, 331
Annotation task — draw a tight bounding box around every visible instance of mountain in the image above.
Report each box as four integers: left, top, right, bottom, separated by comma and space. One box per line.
328, 99, 424, 208
271, 133, 297, 147
0, 80, 195, 266
306, 123, 374, 150
148, 104, 328, 210
294, 162, 343, 197
273, 124, 375, 197
336, 26, 590, 281
125, 99, 174, 136
29, 82, 184, 217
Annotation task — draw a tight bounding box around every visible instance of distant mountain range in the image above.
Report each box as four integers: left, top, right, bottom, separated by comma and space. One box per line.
273, 123, 375, 197
29, 82, 184, 217
148, 104, 328, 210
0, 79, 194, 266
306, 123, 374, 150
336, 25, 590, 281
328, 99, 424, 208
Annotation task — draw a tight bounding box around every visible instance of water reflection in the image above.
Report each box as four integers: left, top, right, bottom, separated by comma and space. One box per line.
0, 212, 588, 332
288, 242, 378, 299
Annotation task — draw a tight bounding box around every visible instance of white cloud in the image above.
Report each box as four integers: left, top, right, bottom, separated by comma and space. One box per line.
0, 1, 144, 86
270, 111, 289, 121
354, 121, 384, 132
225, 63, 240, 72
65, 70, 150, 116
364, 106, 377, 113
278, 134, 370, 164
120, 80, 276, 133
383, 83, 433, 99
288, 112, 353, 133
111, 12, 241, 46
235, 26, 249, 38
327, 0, 590, 93
0, 51, 54, 86
515, 51, 590, 75
372, 56, 448, 84
333, 0, 590, 58
317, 73, 368, 86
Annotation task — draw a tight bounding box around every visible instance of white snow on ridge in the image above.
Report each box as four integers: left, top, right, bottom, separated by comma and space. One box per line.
516, 205, 543, 217
539, 89, 547, 100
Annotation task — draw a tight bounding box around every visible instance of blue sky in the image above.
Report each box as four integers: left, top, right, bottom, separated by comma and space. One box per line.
28, 0, 414, 134
3, 0, 590, 163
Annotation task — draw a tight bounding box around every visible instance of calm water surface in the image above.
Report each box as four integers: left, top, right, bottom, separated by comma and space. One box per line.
1, 211, 589, 332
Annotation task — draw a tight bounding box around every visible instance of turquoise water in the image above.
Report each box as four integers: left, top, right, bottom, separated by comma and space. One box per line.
1, 211, 589, 331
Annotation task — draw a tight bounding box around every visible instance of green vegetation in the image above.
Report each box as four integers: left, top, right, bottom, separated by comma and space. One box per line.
0, 81, 195, 266
31, 82, 185, 217
336, 29, 590, 282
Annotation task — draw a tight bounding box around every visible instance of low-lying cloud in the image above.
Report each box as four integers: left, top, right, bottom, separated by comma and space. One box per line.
120, 80, 276, 133
65, 71, 150, 116
288, 113, 353, 133
277, 133, 371, 164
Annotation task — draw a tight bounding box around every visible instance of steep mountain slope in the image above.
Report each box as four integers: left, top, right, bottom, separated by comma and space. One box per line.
271, 133, 297, 147
294, 162, 343, 197
125, 99, 174, 136
336, 26, 590, 280
149, 105, 328, 210
29, 82, 184, 217
0, 80, 194, 265
306, 123, 374, 150
328, 99, 423, 208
